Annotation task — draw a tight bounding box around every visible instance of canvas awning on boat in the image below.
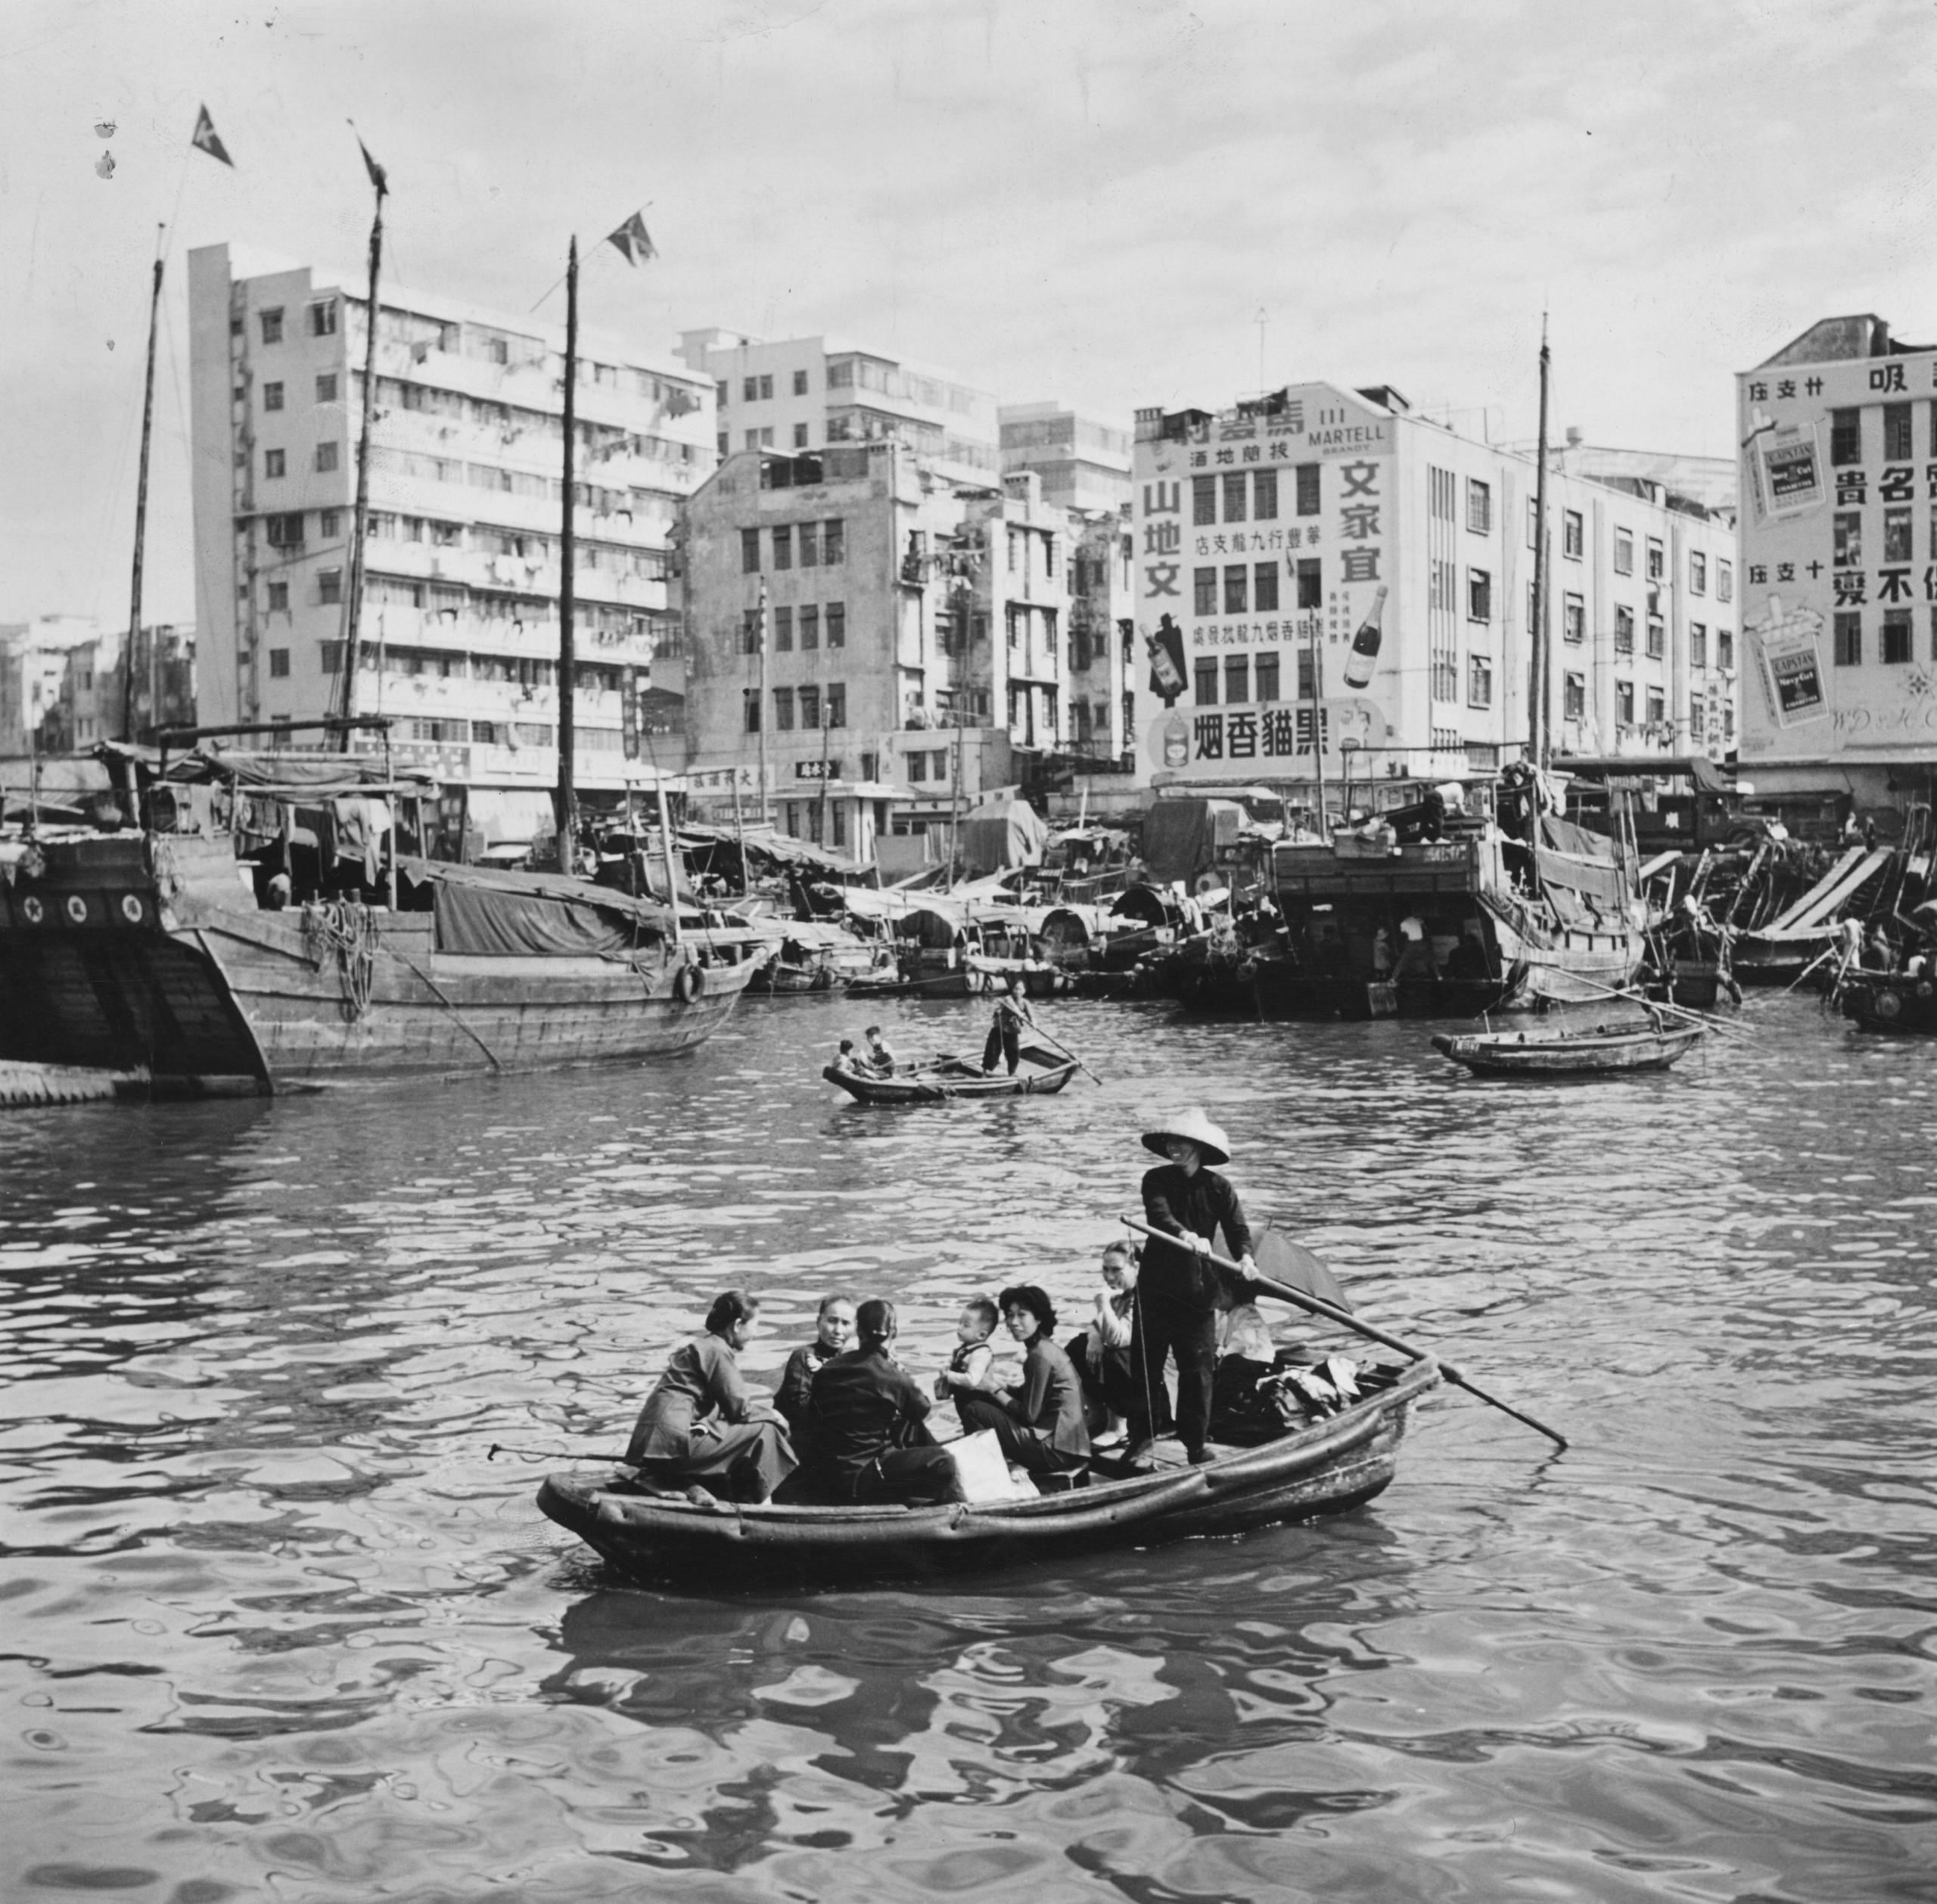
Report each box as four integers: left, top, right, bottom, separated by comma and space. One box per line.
1534, 814, 1631, 906
398, 857, 673, 957
163, 746, 434, 797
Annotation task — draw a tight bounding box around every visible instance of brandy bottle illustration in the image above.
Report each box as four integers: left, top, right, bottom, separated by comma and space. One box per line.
1342, 585, 1388, 690
1146, 613, 1188, 707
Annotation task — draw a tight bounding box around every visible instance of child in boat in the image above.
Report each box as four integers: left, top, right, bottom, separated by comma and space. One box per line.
832, 1038, 864, 1078
863, 1025, 897, 1075
776, 1293, 857, 1448
933, 1295, 1000, 1401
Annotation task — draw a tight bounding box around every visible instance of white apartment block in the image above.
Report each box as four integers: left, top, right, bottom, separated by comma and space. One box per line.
677, 330, 1000, 488
1000, 402, 1133, 514
188, 245, 714, 799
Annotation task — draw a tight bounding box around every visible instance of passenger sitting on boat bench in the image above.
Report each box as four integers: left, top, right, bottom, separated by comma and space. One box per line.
801, 1299, 964, 1506
832, 1038, 864, 1077
623, 1290, 797, 1504
952, 1285, 1090, 1476
933, 1295, 999, 1400
776, 1292, 857, 1448
863, 1025, 897, 1075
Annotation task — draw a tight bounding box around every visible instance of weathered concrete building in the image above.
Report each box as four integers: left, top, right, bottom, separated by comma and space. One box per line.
1000, 402, 1133, 513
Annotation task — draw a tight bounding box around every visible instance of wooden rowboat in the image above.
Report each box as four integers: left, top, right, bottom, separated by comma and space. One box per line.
822, 1053, 1080, 1103
1432, 1019, 1704, 1076
536, 1358, 1438, 1586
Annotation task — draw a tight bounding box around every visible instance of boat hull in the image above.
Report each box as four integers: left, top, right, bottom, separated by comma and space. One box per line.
1839, 972, 1937, 1034
822, 1059, 1078, 1103
536, 1360, 1435, 1587
1431, 1024, 1703, 1075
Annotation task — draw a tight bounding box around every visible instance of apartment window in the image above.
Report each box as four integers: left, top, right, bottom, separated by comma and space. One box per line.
1830, 407, 1862, 465
1718, 558, 1733, 603
1886, 506, 1913, 563
908, 749, 928, 782
792, 369, 809, 396
1255, 652, 1281, 701
1430, 650, 1458, 702
316, 372, 338, 403
1690, 692, 1705, 739
1223, 654, 1249, 704
1528, 498, 1541, 549
1714, 629, 1733, 670
773, 686, 794, 730
1469, 654, 1493, 708
1006, 605, 1021, 649
1193, 658, 1218, 705
264, 447, 286, 478
1193, 568, 1217, 615
1613, 527, 1634, 574
1836, 512, 1863, 568
773, 524, 793, 569
822, 519, 844, 564
798, 686, 819, 729
1429, 466, 1456, 520
266, 580, 289, 611
1296, 649, 1316, 699
263, 381, 284, 412
742, 376, 758, 401
800, 605, 819, 650
1296, 557, 1321, 608
1885, 402, 1914, 462
314, 441, 339, 473
1562, 510, 1584, 559
773, 605, 793, 652
798, 521, 820, 567
318, 568, 343, 605
1883, 608, 1913, 664
1646, 537, 1664, 581
718, 431, 729, 456
744, 430, 763, 450
1223, 565, 1248, 614
822, 681, 847, 730
259, 307, 284, 344
317, 509, 340, 538
265, 512, 303, 546
1008, 529, 1020, 574
1614, 605, 1634, 653
793, 423, 809, 449
1646, 615, 1665, 658
1615, 680, 1634, 727
741, 527, 760, 573
1192, 475, 1216, 526
742, 610, 763, 655
1223, 471, 1247, 523
1563, 594, 1584, 643
1834, 612, 1861, 666
1468, 568, 1492, 622
1646, 686, 1665, 726
308, 300, 337, 337
1690, 622, 1707, 667
269, 648, 291, 678
1295, 463, 1320, 516
1254, 562, 1279, 612
826, 602, 846, 648
1564, 671, 1586, 720
1254, 468, 1278, 521
1466, 478, 1492, 535
318, 640, 344, 673
744, 689, 761, 733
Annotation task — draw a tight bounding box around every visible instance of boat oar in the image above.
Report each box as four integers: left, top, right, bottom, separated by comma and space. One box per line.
1119, 1215, 1569, 1451
488, 1441, 630, 1464
1027, 1019, 1103, 1084
1565, 968, 1746, 1038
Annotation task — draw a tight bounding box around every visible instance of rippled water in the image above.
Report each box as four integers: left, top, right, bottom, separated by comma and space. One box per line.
2, 991, 1934, 1902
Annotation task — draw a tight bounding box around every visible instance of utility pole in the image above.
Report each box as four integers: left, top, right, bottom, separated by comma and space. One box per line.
554, 235, 580, 876
122, 240, 163, 741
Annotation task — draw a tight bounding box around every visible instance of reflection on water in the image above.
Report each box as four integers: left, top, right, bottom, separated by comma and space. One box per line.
2, 992, 1935, 1900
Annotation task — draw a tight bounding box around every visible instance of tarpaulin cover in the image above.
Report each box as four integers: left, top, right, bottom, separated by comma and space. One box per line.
959, 796, 1048, 875
399, 859, 669, 958
1142, 798, 1243, 888
166, 747, 430, 795
1535, 814, 1630, 905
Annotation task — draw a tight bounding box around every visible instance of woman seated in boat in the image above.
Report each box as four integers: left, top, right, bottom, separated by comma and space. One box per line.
1064, 1243, 1139, 1445
774, 1292, 857, 1450
623, 1291, 797, 1504
799, 1299, 964, 1506
952, 1284, 1090, 1477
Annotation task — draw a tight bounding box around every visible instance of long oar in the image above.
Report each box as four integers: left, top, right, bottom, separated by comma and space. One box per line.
1564, 966, 1747, 1037
1028, 1016, 1102, 1084
488, 1440, 629, 1464
1120, 1215, 1568, 1451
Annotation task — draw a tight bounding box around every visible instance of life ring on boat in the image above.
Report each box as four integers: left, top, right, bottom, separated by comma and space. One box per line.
1194, 872, 1222, 896
64, 895, 89, 926
21, 895, 44, 926
673, 960, 705, 1004
1874, 988, 1902, 1019
120, 894, 146, 925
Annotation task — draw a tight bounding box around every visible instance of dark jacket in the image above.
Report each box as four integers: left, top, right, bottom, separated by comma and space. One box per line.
993, 1336, 1090, 1459
1141, 1162, 1253, 1311
626, 1333, 753, 1464
805, 1344, 934, 1490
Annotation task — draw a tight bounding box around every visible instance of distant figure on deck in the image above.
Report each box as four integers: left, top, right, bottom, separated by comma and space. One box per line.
802, 1299, 963, 1506
1393, 913, 1437, 983
831, 1038, 863, 1078
863, 1025, 897, 1075
982, 976, 1035, 1075
265, 870, 293, 910
1444, 925, 1490, 982
776, 1293, 857, 1448
1130, 1110, 1257, 1467
623, 1290, 797, 1504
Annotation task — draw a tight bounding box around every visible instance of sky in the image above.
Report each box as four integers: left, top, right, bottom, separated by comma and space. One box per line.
4, 0, 1935, 629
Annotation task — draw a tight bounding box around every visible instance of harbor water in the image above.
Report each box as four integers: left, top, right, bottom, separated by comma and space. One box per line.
2, 993, 1933, 1902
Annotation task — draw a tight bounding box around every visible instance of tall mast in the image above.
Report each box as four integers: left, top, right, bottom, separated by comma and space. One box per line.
1529, 314, 1552, 773
122, 240, 164, 742
756, 576, 770, 832
338, 157, 386, 745
554, 235, 580, 876
1309, 615, 1327, 832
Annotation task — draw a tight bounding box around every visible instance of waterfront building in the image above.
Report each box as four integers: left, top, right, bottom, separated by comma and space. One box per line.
1000, 402, 1133, 512
188, 244, 714, 838
0, 615, 110, 754
1736, 313, 1937, 816
1129, 383, 1739, 807
677, 329, 1000, 488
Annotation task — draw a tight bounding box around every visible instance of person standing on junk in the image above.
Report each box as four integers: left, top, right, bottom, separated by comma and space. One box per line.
982, 975, 1035, 1075
1127, 1109, 1258, 1467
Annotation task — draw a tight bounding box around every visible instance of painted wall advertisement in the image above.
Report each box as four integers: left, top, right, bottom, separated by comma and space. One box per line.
1131, 384, 1397, 786
1738, 348, 1937, 761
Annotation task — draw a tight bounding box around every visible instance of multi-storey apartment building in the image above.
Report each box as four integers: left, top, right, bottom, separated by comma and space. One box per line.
0, 615, 110, 755
188, 244, 713, 826
1736, 313, 1937, 813
677, 330, 1000, 488
1129, 382, 1739, 802
1000, 402, 1133, 513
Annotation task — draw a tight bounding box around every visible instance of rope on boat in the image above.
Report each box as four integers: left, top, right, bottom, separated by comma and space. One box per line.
302, 901, 381, 1023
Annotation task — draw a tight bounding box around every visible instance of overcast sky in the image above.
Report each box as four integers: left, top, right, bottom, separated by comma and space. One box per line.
5, 0, 1934, 627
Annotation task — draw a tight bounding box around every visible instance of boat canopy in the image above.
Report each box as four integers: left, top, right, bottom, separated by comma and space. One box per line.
163, 746, 435, 797
398, 857, 673, 958
1554, 754, 1736, 795
1534, 813, 1633, 907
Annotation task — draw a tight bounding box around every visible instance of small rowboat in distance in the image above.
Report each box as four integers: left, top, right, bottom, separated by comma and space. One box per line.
822, 1050, 1079, 1103
536, 1358, 1438, 1586
1432, 1018, 1704, 1077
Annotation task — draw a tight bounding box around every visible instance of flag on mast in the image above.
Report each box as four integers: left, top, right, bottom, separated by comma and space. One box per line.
191, 105, 232, 167
352, 126, 388, 197
605, 211, 658, 265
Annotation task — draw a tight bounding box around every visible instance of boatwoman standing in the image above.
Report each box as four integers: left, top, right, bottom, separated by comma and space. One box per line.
1130, 1109, 1257, 1466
